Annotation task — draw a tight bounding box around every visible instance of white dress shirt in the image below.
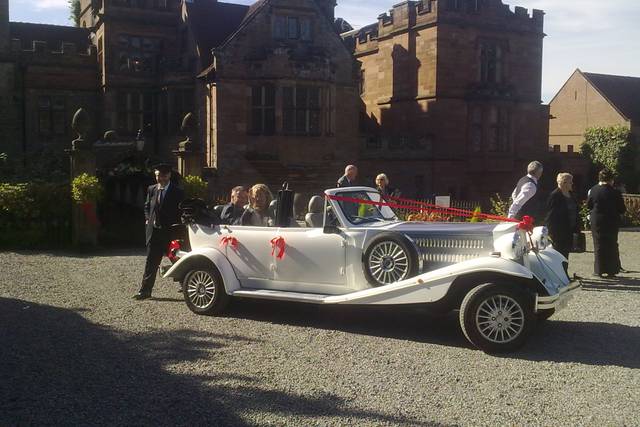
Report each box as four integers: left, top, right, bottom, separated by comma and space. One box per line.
508, 174, 538, 218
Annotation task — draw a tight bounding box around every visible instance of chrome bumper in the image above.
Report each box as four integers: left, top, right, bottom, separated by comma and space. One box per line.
536, 279, 582, 312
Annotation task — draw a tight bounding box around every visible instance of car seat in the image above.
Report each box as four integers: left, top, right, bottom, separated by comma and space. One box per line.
305, 196, 324, 227
212, 204, 224, 220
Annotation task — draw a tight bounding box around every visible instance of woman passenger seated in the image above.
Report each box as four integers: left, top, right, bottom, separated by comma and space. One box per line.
235, 184, 273, 226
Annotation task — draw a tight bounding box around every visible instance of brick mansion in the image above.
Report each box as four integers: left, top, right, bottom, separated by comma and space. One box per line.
0, 0, 549, 198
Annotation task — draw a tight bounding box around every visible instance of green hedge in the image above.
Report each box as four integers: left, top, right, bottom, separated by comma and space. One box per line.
0, 182, 71, 248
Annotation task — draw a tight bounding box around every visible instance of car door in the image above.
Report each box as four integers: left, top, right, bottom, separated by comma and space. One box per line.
221, 226, 277, 289
271, 228, 347, 295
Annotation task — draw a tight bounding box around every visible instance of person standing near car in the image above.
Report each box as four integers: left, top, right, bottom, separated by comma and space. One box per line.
337, 165, 358, 188
587, 169, 626, 278
508, 161, 544, 221
375, 173, 401, 199
545, 173, 580, 260
134, 164, 185, 300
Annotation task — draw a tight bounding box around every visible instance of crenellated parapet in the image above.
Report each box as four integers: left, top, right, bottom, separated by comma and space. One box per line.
343, 0, 544, 54
9, 38, 97, 66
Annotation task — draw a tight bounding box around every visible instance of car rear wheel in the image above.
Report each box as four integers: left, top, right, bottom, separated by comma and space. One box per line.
459, 283, 535, 353
182, 267, 229, 315
363, 233, 419, 287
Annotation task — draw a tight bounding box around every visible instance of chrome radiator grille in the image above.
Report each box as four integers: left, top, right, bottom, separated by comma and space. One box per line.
411, 234, 493, 271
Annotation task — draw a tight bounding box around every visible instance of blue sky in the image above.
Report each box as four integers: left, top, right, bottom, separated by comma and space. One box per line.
10, 0, 640, 102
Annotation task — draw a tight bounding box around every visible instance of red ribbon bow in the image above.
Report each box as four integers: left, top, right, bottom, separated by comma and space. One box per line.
220, 236, 239, 250
517, 215, 535, 233
270, 236, 286, 260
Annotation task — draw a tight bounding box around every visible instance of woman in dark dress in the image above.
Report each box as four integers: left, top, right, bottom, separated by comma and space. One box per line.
587, 170, 626, 277
545, 173, 580, 260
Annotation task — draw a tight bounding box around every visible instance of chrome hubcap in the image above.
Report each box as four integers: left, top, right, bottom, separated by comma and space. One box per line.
187, 271, 216, 309
476, 295, 524, 343
368, 242, 409, 285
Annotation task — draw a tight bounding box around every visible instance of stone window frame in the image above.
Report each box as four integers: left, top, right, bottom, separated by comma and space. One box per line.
468, 104, 511, 154
115, 34, 162, 76
282, 85, 327, 137
116, 91, 153, 135
37, 95, 66, 137
249, 85, 276, 136
273, 15, 313, 42
477, 38, 508, 85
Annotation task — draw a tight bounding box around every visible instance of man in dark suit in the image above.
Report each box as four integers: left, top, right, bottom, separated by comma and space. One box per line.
337, 164, 358, 188
134, 164, 185, 300
219, 186, 248, 224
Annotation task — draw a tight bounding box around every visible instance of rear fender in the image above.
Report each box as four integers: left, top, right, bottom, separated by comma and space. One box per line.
162, 247, 241, 294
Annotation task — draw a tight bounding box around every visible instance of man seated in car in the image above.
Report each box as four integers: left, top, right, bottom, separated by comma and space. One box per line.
219, 186, 248, 224
235, 184, 273, 226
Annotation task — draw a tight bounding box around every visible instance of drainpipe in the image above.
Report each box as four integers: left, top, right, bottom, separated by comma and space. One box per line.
20, 63, 27, 166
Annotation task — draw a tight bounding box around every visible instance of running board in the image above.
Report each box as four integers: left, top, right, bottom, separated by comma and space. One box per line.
231, 289, 330, 304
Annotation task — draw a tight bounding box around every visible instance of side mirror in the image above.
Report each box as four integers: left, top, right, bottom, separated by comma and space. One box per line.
323, 225, 341, 235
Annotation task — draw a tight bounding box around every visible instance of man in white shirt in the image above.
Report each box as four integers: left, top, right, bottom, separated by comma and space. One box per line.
508, 161, 544, 220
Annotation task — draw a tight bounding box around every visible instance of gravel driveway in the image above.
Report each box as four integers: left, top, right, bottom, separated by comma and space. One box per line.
1, 231, 639, 426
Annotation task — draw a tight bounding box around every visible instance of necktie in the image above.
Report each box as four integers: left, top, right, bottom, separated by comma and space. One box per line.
153, 188, 163, 228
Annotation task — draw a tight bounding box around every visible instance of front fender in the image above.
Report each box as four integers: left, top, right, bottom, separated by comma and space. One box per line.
163, 247, 241, 294
327, 256, 537, 305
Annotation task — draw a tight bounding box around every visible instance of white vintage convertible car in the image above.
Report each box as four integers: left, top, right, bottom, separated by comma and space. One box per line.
164, 186, 580, 353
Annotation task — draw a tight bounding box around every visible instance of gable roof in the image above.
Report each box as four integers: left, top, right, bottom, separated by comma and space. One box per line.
186, 0, 250, 66
9, 22, 91, 51
583, 72, 640, 123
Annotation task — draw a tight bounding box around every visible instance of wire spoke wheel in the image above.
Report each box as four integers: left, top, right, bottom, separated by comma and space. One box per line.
368, 241, 410, 285
186, 270, 217, 309
475, 295, 525, 344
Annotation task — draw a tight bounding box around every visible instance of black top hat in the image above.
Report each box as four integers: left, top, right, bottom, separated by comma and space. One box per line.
153, 163, 173, 174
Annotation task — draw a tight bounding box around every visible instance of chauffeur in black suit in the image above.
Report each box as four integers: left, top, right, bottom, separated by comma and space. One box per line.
134, 164, 185, 300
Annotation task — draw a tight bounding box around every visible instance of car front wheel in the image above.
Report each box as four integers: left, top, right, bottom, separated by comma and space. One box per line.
182, 267, 229, 315
459, 283, 535, 353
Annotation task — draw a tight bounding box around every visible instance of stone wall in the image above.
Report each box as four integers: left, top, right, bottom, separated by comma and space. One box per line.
0, 36, 98, 160
208, 0, 360, 193
346, 0, 548, 199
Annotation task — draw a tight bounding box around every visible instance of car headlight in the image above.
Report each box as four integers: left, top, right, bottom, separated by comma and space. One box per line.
530, 226, 549, 250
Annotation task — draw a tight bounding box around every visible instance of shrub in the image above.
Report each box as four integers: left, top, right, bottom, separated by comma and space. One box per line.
578, 200, 590, 230
469, 206, 483, 222
581, 125, 638, 192
622, 198, 640, 227
0, 182, 71, 248
72, 173, 102, 204
406, 211, 452, 222
489, 193, 511, 218
183, 175, 208, 199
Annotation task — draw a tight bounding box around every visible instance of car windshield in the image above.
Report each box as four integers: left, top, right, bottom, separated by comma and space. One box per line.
335, 190, 397, 224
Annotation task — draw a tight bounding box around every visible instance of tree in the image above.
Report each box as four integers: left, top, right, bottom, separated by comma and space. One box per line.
581, 125, 638, 192
69, 0, 81, 27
